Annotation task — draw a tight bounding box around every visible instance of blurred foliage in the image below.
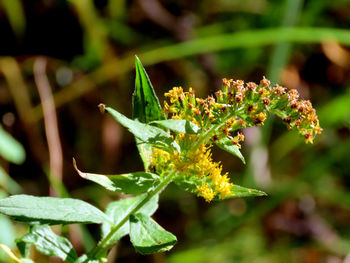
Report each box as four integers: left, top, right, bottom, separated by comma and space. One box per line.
0, 0, 350, 262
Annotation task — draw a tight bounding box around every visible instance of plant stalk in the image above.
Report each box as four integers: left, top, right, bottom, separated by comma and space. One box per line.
87, 170, 177, 260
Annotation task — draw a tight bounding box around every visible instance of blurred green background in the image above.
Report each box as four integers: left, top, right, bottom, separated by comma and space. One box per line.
1, 0, 350, 262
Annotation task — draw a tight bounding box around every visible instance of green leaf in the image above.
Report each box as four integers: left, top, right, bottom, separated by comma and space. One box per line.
215, 137, 245, 164
17, 225, 78, 263
229, 184, 267, 198
132, 56, 164, 170
104, 106, 180, 152
0, 195, 110, 225
102, 194, 158, 246
174, 176, 266, 199
73, 159, 160, 194
74, 254, 100, 263
129, 213, 177, 254
0, 125, 25, 164
133, 56, 164, 123
16, 239, 30, 259
150, 119, 200, 134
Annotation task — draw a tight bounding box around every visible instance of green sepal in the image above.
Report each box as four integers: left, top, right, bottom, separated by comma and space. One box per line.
129, 213, 177, 254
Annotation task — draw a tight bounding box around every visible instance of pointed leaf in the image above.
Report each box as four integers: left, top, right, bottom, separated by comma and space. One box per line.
215, 137, 245, 164
102, 194, 158, 246
18, 225, 78, 263
133, 56, 164, 123
151, 119, 200, 134
174, 176, 266, 199
104, 105, 180, 152
16, 239, 30, 259
0, 195, 110, 225
229, 184, 267, 198
130, 213, 177, 254
73, 159, 160, 194
0, 124, 25, 164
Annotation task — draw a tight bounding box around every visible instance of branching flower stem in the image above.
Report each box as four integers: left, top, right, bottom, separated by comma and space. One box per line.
87, 170, 177, 261
191, 112, 235, 150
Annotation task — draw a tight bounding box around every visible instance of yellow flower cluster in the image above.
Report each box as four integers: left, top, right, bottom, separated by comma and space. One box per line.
164, 77, 322, 145
155, 76, 322, 202
151, 144, 234, 202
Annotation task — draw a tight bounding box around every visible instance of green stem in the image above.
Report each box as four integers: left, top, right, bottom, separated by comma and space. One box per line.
192, 112, 235, 150
87, 170, 177, 260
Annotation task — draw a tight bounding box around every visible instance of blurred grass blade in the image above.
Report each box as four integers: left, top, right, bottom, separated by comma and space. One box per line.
0, 125, 25, 164
102, 194, 159, 245
18, 225, 78, 263
0, 166, 22, 194
133, 56, 164, 123
1, 0, 26, 37
130, 213, 177, 254
73, 159, 160, 194
267, 0, 304, 83
33, 27, 350, 119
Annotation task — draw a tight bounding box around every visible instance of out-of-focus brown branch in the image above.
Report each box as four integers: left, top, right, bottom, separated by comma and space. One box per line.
0, 57, 48, 165
34, 57, 63, 197
0, 57, 34, 124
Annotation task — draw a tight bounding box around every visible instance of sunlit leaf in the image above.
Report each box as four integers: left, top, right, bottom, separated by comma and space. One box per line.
228, 185, 267, 198
102, 194, 158, 246
133, 56, 164, 123
74, 254, 100, 263
0, 195, 110, 225
174, 176, 266, 199
18, 225, 78, 263
104, 105, 180, 152
215, 137, 245, 164
129, 213, 177, 254
73, 159, 160, 194
151, 119, 200, 134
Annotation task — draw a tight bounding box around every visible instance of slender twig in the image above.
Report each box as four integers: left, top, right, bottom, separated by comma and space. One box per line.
34, 57, 63, 197
87, 170, 177, 260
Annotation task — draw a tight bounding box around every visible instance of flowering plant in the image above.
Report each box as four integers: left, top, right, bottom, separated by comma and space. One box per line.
0, 57, 321, 263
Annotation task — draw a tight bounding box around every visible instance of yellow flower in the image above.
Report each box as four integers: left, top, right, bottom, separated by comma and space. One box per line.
196, 182, 215, 202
